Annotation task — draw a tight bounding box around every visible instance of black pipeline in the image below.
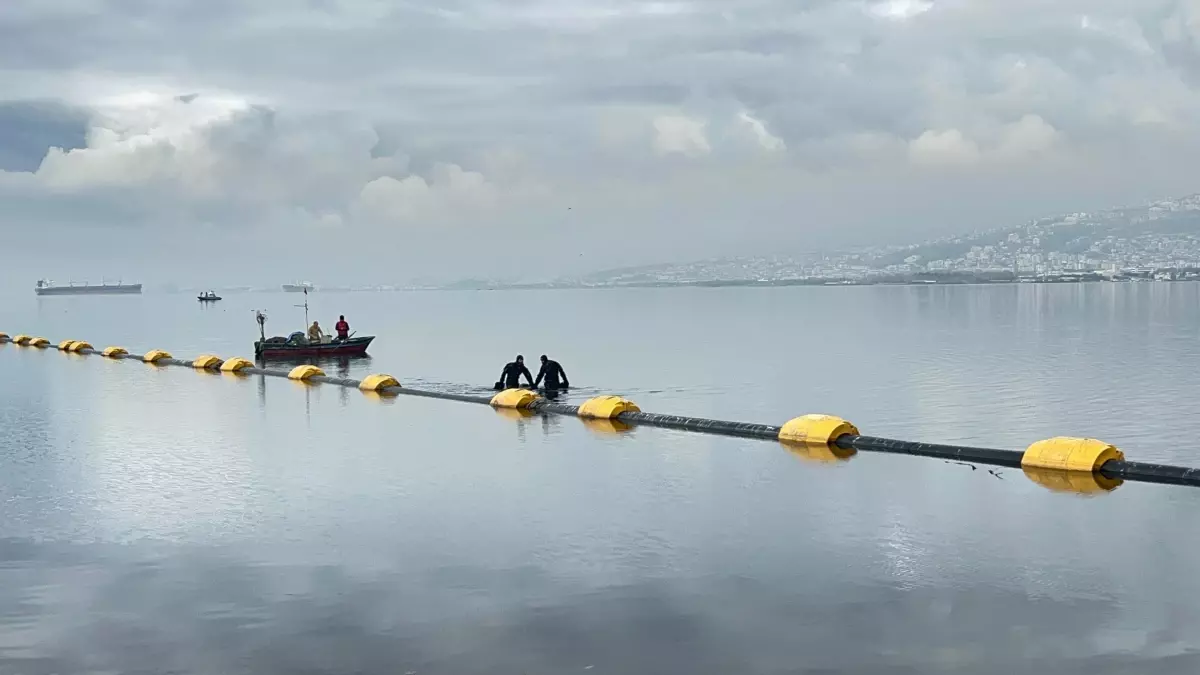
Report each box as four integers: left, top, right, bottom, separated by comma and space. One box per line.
6, 334, 1200, 494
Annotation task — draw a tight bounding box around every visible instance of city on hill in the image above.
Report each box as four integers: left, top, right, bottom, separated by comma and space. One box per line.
444, 192, 1200, 290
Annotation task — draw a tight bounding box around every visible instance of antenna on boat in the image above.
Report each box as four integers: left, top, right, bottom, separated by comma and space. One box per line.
253, 309, 267, 341
294, 286, 309, 329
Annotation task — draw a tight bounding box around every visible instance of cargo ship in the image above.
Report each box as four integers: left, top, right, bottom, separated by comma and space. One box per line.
281, 281, 314, 292
34, 279, 142, 296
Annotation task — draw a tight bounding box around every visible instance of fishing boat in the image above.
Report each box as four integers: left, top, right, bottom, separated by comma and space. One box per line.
197, 291, 222, 302
252, 288, 374, 359
255, 334, 375, 359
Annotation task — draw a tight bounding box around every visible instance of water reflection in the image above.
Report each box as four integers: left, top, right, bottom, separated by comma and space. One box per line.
0, 545, 1188, 675
360, 390, 398, 405
493, 407, 535, 442
541, 412, 566, 438
7, 285, 1200, 672
257, 354, 370, 374
1023, 466, 1124, 494
781, 440, 855, 464
295, 380, 313, 423
581, 418, 633, 435
493, 407, 534, 421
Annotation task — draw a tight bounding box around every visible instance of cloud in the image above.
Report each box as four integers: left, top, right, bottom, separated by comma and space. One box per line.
908, 129, 981, 166
994, 114, 1060, 160
354, 163, 509, 225
2, 91, 524, 230
867, 0, 934, 21
0, 100, 89, 172
734, 111, 787, 153
652, 114, 711, 157
907, 115, 1059, 166
3, 0, 1200, 284
33, 93, 253, 192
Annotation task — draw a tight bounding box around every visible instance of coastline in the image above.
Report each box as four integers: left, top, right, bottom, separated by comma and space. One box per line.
429, 268, 1200, 291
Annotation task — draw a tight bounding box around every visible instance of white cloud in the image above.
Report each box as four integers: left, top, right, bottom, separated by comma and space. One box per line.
907, 115, 1060, 166
734, 111, 786, 153
354, 164, 500, 225
32, 93, 249, 192
908, 129, 980, 166
994, 114, 1059, 160
868, 0, 933, 21
652, 114, 711, 158
15, 89, 566, 235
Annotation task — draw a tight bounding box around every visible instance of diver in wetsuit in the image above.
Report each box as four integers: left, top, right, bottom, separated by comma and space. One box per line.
498, 355, 534, 389
534, 354, 569, 390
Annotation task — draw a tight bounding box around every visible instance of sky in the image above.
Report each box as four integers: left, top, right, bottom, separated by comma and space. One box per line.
3, 0, 1200, 286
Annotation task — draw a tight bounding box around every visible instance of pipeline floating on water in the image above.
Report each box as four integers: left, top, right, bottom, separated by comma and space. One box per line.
4, 331, 1199, 494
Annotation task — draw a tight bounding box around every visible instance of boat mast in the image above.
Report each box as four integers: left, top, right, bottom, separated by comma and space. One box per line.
295, 287, 309, 330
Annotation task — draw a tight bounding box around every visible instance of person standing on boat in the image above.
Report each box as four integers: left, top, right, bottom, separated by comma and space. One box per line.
498, 355, 534, 389
308, 321, 324, 342
334, 315, 350, 341
533, 355, 570, 390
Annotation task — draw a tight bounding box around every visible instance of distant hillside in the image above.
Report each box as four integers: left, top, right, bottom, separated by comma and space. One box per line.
551, 192, 1200, 286
873, 195, 1200, 268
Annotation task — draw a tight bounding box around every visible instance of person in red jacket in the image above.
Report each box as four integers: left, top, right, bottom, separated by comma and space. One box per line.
334, 315, 350, 340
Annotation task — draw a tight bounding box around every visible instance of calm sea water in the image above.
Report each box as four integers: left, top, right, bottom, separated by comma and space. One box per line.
3, 283, 1200, 674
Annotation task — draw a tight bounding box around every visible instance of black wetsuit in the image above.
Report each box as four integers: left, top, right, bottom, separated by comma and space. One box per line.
500, 361, 533, 388
534, 360, 569, 389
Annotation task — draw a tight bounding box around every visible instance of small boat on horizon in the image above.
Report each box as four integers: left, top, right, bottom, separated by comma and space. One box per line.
282, 281, 314, 292
197, 291, 222, 302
